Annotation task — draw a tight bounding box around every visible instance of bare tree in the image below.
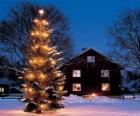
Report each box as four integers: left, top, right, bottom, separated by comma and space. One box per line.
108, 9, 140, 68
0, 2, 73, 68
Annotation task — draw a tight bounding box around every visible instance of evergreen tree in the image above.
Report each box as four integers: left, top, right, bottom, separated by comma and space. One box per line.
23, 9, 66, 113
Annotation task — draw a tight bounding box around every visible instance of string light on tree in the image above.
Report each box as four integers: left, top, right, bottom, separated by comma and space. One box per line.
23, 8, 66, 113
38, 9, 44, 15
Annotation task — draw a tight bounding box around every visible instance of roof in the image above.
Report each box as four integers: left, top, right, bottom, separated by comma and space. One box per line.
0, 78, 10, 85
62, 48, 122, 68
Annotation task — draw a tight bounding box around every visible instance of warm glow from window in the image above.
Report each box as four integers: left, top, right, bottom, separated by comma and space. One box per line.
0, 87, 4, 93
101, 83, 110, 91
72, 83, 81, 91
73, 70, 81, 77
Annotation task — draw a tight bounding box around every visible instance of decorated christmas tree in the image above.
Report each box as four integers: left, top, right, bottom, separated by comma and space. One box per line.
23, 9, 66, 113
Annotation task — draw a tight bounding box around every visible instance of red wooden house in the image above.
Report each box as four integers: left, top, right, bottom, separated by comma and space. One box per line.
61, 48, 122, 96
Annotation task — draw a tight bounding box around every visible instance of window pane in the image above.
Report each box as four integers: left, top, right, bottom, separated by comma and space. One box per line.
72, 83, 81, 91
1, 88, 4, 92
102, 83, 110, 91
73, 70, 81, 77
87, 56, 95, 63
101, 70, 109, 77
0, 88, 4, 93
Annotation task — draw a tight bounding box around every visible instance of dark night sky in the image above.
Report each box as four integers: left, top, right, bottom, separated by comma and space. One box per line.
0, 0, 140, 54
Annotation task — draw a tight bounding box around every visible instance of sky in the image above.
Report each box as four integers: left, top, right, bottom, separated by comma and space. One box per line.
0, 0, 140, 54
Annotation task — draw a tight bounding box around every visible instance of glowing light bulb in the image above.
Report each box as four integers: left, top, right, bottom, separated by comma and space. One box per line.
28, 88, 33, 93
42, 32, 49, 38
26, 73, 34, 80
39, 73, 46, 80
51, 60, 56, 65
39, 9, 44, 15
39, 104, 47, 110
43, 20, 49, 25
34, 19, 38, 23
91, 93, 97, 97
58, 86, 64, 91
35, 31, 40, 36
29, 57, 45, 66
42, 45, 51, 51
56, 72, 61, 77
24, 88, 28, 92
31, 45, 39, 51
31, 32, 35, 36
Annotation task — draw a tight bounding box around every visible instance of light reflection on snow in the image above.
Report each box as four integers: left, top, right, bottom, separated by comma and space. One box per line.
0, 108, 140, 116
0, 95, 140, 116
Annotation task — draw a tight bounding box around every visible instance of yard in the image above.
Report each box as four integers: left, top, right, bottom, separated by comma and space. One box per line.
0, 95, 140, 116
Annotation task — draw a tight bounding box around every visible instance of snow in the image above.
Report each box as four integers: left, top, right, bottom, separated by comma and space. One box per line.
0, 95, 140, 116
64, 95, 123, 104
0, 78, 10, 84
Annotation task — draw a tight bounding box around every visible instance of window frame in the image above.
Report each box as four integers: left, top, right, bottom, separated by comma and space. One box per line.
0, 87, 4, 93
72, 70, 81, 77
72, 83, 81, 92
101, 83, 110, 91
101, 70, 110, 78
87, 56, 95, 63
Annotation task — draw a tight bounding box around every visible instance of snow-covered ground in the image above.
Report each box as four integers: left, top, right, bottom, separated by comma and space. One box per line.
0, 95, 140, 116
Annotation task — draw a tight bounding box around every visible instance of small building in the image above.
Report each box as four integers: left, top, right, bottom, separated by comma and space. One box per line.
61, 48, 122, 96
0, 78, 10, 96
0, 66, 23, 96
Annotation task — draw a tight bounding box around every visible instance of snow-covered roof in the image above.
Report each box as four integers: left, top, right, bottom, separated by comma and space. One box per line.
0, 78, 10, 85
125, 66, 140, 74
64, 48, 122, 67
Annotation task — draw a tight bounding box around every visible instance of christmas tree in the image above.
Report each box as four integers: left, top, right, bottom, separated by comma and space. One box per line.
23, 9, 66, 113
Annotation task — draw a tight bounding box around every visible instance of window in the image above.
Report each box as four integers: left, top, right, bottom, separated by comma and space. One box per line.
87, 56, 95, 63
101, 70, 109, 77
0, 87, 4, 93
101, 83, 110, 91
73, 70, 81, 77
72, 83, 81, 91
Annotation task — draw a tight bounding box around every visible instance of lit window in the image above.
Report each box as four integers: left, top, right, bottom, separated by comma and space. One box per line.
87, 56, 95, 63
101, 70, 109, 77
101, 83, 110, 91
2, 88, 4, 92
73, 70, 81, 77
0, 87, 4, 93
72, 83, 81, 91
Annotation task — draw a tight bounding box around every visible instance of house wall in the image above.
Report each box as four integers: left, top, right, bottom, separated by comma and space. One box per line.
0, 84, 10, 96
62, 49, 122, 96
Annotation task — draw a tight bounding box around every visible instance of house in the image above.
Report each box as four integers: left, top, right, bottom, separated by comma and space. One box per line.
0, 78, 10, 96
0, 67, 23, 96
61, 48, 122, 96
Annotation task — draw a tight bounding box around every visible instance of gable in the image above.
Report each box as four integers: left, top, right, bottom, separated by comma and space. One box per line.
62, 48, 122, 69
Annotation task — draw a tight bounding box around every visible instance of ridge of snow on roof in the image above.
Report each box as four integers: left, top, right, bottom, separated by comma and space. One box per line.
69, 48, 122, 67
0, 78, 10, 84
